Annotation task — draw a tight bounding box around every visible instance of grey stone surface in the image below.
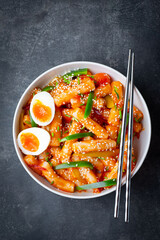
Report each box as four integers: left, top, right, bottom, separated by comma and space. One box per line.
0, 0, 159, 239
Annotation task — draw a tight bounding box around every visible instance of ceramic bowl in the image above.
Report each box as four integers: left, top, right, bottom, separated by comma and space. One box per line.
13, 61, 151, 199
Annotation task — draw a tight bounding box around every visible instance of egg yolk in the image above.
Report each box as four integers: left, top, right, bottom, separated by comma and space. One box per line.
20, 133, 39, 152
32, 99, 52, 122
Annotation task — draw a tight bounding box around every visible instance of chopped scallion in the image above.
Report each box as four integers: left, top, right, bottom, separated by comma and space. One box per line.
97, 157, 105, 160
114, 86, 119, 99
65, 114, 72, 118
76, 179, 117, 190
117, 113, 129, 145
29, 110, 37, 127
64, 130, 69, 134
45, 157, 53, 167
63, 79, 70, 85
106, 166, 109, 171
86, 75, 95, 79
77, 77, 80, 85
72, 117, 79, 122
84, 91, 94, 119
119, 110, 122, 120
63, 68, 88, 81
25, 120, 31, 125
51, 132, 54, 137
134, 117, 142, 123
60, 132, 94, 142
54, 161, 93, 170
42, 86, 55, 92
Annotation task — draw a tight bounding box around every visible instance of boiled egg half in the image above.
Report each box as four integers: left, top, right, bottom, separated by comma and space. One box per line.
17, 127, 50, 155
30, 91, 55, 126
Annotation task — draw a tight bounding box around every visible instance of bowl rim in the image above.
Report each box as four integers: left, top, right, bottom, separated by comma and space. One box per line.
13, 61, 152, 199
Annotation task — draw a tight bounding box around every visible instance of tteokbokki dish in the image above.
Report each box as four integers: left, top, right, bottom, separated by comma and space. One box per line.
18, 68, 143, 193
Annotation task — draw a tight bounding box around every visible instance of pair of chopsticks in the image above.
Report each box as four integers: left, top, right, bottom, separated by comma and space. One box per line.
114, 49, 134, 222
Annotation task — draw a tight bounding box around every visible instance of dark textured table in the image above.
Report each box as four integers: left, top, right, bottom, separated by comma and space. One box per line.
0, 0, 160, 239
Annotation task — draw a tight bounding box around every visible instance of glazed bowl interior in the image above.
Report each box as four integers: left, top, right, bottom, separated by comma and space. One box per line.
13, 61, 151, 199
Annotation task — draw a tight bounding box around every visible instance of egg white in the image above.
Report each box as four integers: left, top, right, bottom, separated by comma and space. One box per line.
17, 127, 51, 155
30, 91, 55, 126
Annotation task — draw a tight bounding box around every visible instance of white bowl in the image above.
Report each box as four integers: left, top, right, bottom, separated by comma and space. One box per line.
13, 61, 151, 199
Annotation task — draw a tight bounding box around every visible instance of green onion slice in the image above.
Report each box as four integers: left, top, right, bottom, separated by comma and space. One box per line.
63, 68, 88, 80
114, 86, 119, 99
51, 132, 54, 137
65, 114, 72, 118
54, 161, 93, 170
29, 110, 37, 127
117, 113, 129, 145
25, 120, 31, 125
117, 126, 121, 145
65, 114, 79, 122
134, 117, 142, 123
76, 179, 117, 190
42, 86, 55, 92
63, 79, 70, 85
119, 110, 122, 120
77, 77, 80, 85
64, 130, 69, 134
72, 117, 79, 122
126, 113, 129, 125
84, 91, 94, 119
86, 75, 95, 79
60, 132, 93, 142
